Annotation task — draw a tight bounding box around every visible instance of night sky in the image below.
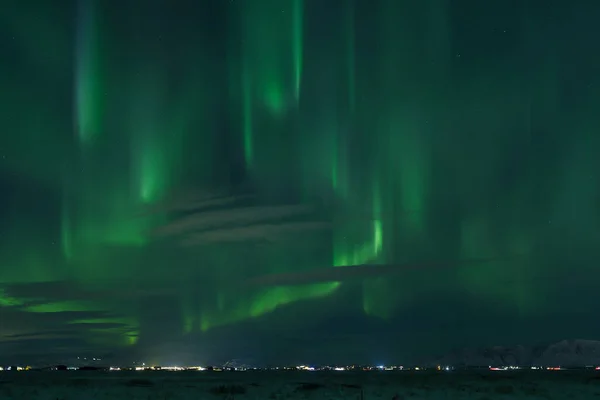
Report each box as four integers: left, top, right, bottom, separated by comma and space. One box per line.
1, 0, 599, 366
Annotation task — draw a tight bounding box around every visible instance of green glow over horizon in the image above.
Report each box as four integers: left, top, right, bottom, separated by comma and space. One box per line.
0, 0, 598, 360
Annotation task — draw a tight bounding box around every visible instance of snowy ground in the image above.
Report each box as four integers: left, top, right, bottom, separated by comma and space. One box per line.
0, 370, 599, 399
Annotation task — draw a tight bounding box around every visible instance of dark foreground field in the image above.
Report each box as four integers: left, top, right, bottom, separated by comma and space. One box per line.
1, 370, 600, 399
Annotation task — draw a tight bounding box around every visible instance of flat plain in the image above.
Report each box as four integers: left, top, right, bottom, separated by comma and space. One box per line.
1, 369, 599, 399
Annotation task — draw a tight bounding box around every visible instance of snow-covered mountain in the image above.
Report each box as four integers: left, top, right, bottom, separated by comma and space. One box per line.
432, 339, 600, 367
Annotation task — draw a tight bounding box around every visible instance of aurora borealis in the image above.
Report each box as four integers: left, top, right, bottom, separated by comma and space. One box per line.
1, 0, 599, 365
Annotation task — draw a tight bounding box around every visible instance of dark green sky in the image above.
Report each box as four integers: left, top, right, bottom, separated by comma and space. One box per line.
0, 0, 599, 365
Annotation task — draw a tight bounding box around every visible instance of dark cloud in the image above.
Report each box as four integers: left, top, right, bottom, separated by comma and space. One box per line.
0, 307, 120, 341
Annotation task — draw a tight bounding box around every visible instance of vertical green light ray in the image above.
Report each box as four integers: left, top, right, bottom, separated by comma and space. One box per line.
239, 0, 302, 117
69, 67, 172, 260
346, 0, 356, 111
360, 0, 434, 319
395, 128, 429, 234
331, 139, 338, 192
333, 179, 384, 297
60, 192, 73, 261
60, 3, 215, 347
329, 119, 343, 197
380, 1, 430, 236
128, 65, 172, 205
361, 180, 390, 318
371, 180, 383, 255
137, 138, 167, 204
74, 0, 103, 146
292, 0, 303, 102
242, 65, 254, 168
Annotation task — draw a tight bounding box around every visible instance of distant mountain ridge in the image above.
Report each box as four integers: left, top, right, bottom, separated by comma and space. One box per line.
432, 339, 600, 367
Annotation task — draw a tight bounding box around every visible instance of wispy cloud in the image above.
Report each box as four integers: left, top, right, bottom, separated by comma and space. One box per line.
179, 221, 331, 246
153, 204, 315, 239
0, 280, 139, 353
145, 189, 331, 247
243, 258, 503, 287
139, 190, 254, 216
